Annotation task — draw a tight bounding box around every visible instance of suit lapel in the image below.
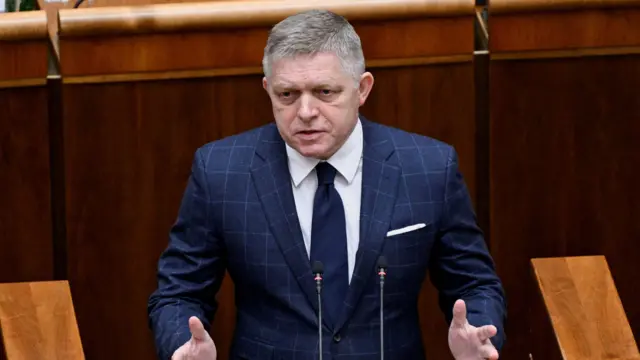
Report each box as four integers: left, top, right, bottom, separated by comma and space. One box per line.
249, 125, 322, 323
335, 119, 401, 332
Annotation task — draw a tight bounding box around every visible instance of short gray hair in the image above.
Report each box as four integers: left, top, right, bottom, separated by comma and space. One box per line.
262, 9, 366, 82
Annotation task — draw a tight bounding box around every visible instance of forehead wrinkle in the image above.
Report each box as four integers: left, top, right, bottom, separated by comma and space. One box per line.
269, 55, 348, 88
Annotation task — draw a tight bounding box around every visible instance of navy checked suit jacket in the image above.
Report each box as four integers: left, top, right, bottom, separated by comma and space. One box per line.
148, 118, 506, 360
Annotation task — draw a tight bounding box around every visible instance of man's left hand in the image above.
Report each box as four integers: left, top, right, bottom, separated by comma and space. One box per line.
448, 299, 499, 360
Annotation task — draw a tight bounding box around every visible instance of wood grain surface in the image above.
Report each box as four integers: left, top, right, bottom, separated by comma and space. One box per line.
490, 7, 640, 53
490, 54, 640, 359
57, 0, 473, 37
0, 281, 84, 360
531, 256, 640, 360
58, 17, 472, 78
491, 0, 640, 14
0, 11, 48, 41
0, 10, 54, 299
0, 11, 49, 84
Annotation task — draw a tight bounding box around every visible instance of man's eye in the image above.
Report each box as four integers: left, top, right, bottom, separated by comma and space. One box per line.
320, 89, 332, 95
281, 91, 291, 97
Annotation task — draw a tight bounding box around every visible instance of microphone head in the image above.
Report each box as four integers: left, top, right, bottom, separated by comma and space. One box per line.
377, 256, 388, 269
312, 261, 324, 274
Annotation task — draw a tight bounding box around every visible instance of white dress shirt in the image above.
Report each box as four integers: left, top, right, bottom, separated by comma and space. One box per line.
285, 119, 363, 283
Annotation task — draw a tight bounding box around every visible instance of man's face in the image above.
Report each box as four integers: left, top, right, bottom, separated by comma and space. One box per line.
263, 53, 374, 159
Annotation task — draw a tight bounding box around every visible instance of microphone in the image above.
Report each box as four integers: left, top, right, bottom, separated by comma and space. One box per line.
312, 261, 324, 360
377, 256, 388, 360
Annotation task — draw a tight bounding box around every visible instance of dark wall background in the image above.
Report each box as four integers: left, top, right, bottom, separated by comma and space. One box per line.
490, 54, 640, 359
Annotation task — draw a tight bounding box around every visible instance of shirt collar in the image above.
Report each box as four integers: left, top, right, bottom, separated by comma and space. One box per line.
286, 118, 363, 187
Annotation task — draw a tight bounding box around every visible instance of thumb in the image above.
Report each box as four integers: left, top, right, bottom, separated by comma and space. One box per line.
452, 299, 468, 328
188, 316, 210, 342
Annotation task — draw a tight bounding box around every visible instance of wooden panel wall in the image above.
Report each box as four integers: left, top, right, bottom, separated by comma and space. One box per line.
0, 12, 53, 284
56, 0, 477, 359
489, 1, 640, 359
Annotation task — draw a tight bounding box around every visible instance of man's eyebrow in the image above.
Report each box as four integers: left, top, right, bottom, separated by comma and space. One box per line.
271, 81, 296, 89
314, 82, 340, 88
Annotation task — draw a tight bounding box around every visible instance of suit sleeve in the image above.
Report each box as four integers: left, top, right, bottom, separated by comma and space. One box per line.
428, 146, 507, 350
147, 147, 227, 360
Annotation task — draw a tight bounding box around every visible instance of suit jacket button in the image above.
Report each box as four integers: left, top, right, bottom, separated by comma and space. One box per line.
333, 334, 341, 342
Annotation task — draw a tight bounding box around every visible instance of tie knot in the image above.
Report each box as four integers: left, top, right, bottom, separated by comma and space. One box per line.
315, 162, 337, 185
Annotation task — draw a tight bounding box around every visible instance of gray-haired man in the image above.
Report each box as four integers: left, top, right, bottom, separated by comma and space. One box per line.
148, 9, 506, 360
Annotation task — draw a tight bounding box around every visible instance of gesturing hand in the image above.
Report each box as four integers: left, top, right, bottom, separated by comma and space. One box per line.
172, 316, 217, 360
448, 299, 499, 360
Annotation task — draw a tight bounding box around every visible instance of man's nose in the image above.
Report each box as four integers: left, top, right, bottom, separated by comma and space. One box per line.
297, 93, 319, 121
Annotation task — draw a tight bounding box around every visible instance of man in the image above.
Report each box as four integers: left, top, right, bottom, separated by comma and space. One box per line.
148, 9, 506, 360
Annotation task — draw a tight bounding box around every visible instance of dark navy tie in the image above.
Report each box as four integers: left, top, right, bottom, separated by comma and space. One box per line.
310, 162, 349, 325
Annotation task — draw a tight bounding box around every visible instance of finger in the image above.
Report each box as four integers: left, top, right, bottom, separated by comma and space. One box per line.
479, 342, 499, 360
189, 316, 210, 342
451, 299, 467, 327
477, 325, 498, 342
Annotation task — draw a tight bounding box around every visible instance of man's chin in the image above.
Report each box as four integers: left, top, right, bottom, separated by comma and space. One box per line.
297, 145, 331, 160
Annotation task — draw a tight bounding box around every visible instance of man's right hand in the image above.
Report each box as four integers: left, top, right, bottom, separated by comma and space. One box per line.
171, 316, 217, 360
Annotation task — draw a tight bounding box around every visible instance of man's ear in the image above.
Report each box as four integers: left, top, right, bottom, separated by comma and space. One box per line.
358, 72, 374, 106
262, 77, 268, 91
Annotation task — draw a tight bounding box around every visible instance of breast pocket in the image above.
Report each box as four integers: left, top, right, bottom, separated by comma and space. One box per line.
383, 223, 435, 270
